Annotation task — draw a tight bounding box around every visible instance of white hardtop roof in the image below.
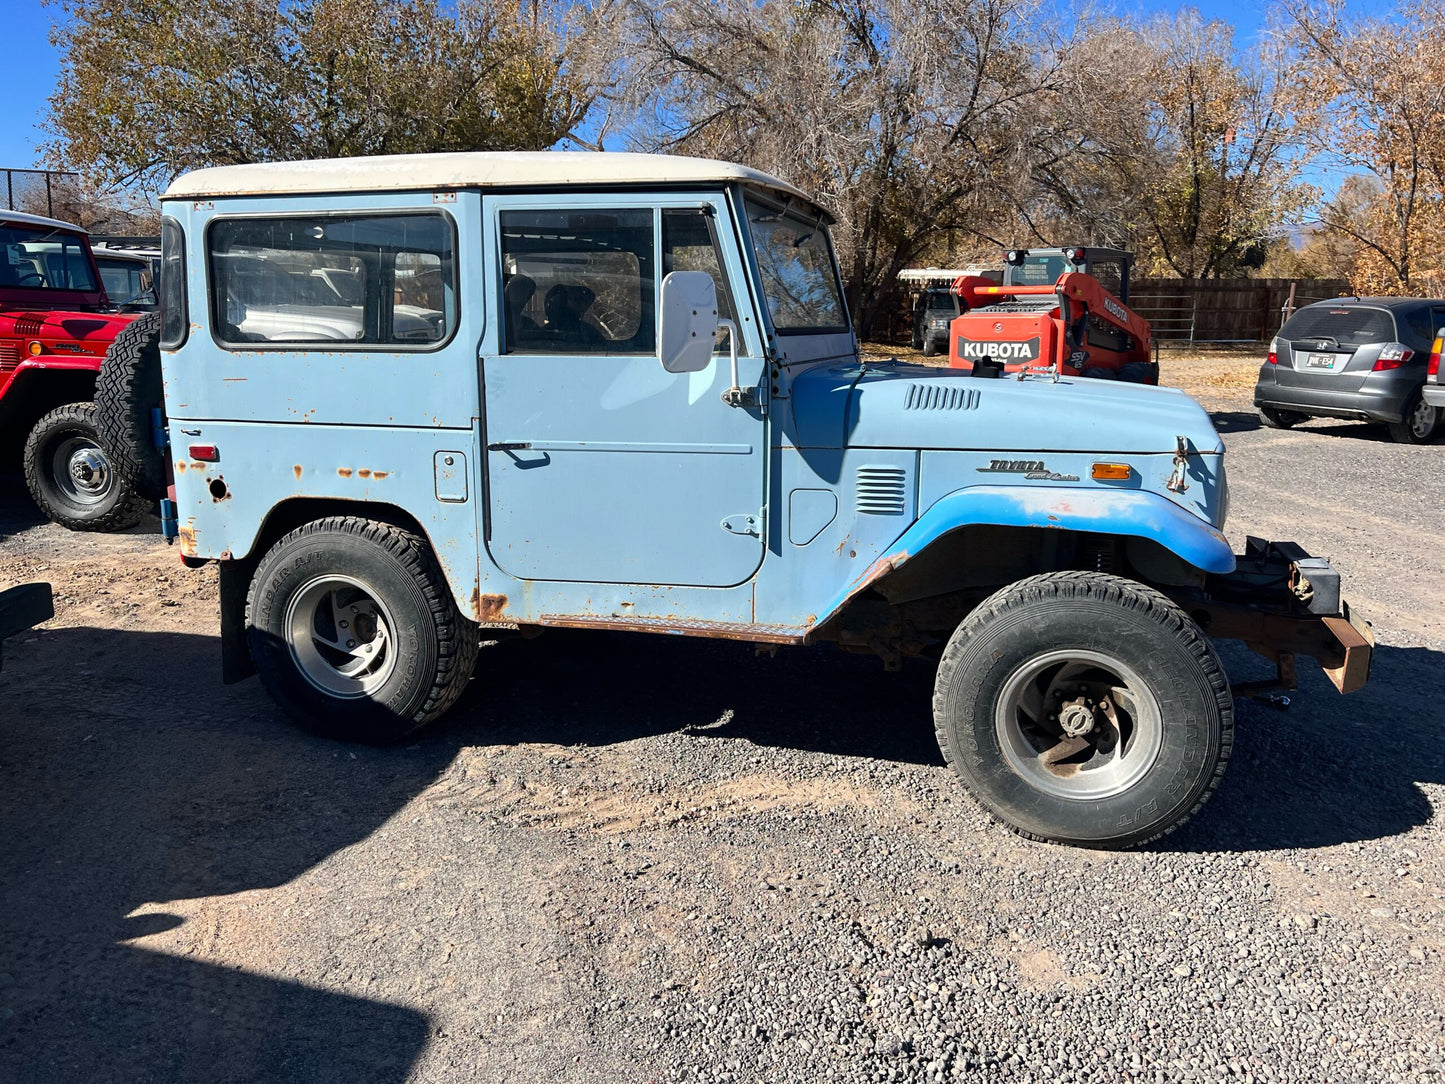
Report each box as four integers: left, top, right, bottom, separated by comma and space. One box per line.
0, 207, 87, 234
164, 151, 822, 209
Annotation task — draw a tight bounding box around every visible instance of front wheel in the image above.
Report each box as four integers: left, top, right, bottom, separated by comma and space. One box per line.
1387, 392, 1440, 444
246, 517, 479, 743
22, 402, 151, 531
932, 572, 1233, 848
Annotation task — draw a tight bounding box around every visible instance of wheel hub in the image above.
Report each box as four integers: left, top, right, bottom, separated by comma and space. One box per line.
996, 650, 1163, 801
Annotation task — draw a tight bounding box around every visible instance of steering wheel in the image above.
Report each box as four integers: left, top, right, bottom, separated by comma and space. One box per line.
15, 272, 47, 287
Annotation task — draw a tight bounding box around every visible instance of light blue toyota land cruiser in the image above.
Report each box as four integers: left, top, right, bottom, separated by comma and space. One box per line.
95, 152, 1372, 847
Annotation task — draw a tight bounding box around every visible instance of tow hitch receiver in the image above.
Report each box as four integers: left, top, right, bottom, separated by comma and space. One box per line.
1187, 537, 1374, 696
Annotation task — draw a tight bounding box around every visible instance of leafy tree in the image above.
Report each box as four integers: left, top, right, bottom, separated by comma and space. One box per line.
1280, 0, 1445, 293
45, 0, 593, 190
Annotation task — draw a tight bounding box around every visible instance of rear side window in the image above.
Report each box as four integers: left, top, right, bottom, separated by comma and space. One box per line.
500, 208, 655, 355
208, 213, 456, 348
1280, 305, 1394, 348
1402, 305, 1442, 346
159, 217, 187, 348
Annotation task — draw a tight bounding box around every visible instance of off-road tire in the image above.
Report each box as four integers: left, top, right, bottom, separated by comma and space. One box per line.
922, 338, 938, 358
95, 312, 167, 501
1386, 392, 1441, 444
1078, 366, 1117, 379
23, 402, 151, 532
1117, 362, 1158, 385
932, 571, 1233, 848
1258, 406, 1307, 430
246, 517, 479, 743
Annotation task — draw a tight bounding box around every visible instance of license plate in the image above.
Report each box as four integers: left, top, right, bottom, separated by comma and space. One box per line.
1305, 352, 1339, 369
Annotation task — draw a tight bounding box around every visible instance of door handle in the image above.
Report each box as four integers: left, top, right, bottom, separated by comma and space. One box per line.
487, 441, 532, 451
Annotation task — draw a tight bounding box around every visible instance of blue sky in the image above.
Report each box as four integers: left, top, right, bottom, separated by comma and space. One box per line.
0, 0, 1276, 171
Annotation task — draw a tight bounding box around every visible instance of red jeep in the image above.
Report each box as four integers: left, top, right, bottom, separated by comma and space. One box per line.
0, 210, 149, 530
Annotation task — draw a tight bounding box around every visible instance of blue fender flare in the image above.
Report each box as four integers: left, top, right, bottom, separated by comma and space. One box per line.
813, 484, 1235, 628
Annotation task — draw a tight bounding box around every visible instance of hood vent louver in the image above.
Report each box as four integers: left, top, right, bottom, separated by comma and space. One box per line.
856, 465, 908, 515
904, 384, 980, 411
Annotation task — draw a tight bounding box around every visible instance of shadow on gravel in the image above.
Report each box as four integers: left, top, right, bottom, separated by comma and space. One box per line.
1208, 410, 1262, 434
0, 627, 442, 1083
1159, 640, 1445, 853
446, 628, 945, 768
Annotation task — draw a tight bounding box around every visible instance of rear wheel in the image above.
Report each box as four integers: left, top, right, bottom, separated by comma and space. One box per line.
246, 517, 478, 743
1387, 392, 1440, 444
933, 572, 1232, 848
1079, 366, 1117, 379
1258, 406, 1307, 429
22, 403, 150, 532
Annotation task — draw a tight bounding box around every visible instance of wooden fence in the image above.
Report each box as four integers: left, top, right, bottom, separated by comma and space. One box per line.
1122, 277, 1351, 344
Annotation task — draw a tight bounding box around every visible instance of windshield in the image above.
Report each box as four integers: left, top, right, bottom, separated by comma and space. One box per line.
745, 197, 847, 333
1280, 305, 1395, 348
0, 223, 98, 292
1009, 254, 1067, 287
96, 257, 148, 303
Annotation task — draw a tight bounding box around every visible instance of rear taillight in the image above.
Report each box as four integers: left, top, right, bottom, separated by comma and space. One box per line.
1429, 336, 1442, 378
1266, 337, 1278, 365
1373, 343, 1413, 371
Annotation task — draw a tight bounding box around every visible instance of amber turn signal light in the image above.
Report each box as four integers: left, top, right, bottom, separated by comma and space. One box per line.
27, 340, 42, 356
1092, 462, 1131, 480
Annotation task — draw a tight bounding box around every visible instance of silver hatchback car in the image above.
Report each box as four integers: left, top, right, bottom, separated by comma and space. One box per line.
1254, 297, 1445, 444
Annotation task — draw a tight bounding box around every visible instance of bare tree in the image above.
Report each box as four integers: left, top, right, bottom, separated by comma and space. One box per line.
588, 0, 1088, 336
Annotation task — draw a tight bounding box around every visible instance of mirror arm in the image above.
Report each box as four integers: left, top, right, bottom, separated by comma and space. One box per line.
717, 318, 754, 408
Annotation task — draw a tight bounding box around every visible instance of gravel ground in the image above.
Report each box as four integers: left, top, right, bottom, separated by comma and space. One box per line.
1, 352, 1442, 1083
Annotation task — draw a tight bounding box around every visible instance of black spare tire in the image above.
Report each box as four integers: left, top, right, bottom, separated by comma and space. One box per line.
95, 312, 167, 502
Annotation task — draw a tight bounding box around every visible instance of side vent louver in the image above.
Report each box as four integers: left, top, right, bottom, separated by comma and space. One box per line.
904, 384, 980, 411
856, 465, 907, 515
0, 344, 18, 373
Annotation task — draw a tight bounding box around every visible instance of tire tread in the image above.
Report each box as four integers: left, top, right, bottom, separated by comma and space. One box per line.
932, 571, 1234, 848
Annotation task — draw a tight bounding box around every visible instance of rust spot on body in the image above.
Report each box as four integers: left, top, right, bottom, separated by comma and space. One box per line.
357, 469, 372, 479
473, 591, 509, 623
372, 471, 389, 479
177, 526, 198, 556
293, 464, 303, 480
175, 460, 187, 473
337, 468, 353, 479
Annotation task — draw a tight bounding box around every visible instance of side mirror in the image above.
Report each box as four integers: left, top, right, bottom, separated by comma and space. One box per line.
659, 270, 718, 373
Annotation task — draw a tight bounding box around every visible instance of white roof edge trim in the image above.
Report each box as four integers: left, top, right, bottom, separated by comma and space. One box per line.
0, 207, 88, 234
163, 151, 828, 215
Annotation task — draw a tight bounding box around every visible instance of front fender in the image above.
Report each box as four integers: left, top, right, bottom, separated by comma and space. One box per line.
814, 484, 1235, 626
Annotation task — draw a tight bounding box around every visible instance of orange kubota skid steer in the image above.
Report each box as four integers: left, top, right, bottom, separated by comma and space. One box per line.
947, 246, 1158, 384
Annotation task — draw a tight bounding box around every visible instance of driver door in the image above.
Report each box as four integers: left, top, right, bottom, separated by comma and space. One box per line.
480, 193, 767, 587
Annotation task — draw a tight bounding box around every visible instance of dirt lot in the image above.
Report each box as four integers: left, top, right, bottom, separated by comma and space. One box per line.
2, 351, 1442, 1083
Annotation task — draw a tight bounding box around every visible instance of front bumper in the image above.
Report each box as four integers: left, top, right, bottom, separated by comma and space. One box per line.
1254, 362, 1420, 423
1186, 538, 1372, 695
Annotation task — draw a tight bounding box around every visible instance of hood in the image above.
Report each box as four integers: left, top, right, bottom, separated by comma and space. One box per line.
0, 309, 134, 357
787, 361, 1223, 455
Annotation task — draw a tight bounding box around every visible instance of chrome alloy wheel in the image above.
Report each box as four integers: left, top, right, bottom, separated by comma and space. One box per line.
285, 575, 398, 699
1409, 397, 1438, 440
994, 649, 1164, 800
53, 437, 114, 507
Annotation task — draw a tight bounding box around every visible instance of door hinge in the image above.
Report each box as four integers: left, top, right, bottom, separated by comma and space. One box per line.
721, 509, 765, 537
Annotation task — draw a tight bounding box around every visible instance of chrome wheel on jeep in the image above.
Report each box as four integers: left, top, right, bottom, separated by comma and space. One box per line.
247, 516, 479, 743
994, 650, 1164, 801
286, 576, 399, 698
22, 402, 151, 532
